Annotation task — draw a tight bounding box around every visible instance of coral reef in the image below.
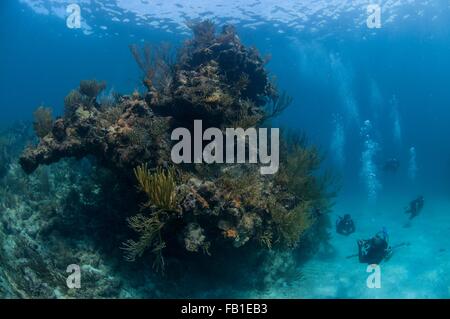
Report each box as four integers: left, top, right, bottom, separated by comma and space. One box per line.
20, 92, 172, 174
0, 125, 125, 297
10, 21, 335, 293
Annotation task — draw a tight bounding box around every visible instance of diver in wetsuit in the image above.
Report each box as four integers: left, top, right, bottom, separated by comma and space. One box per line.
357, 229, 392, 264
336, 214, 355, 236
383, 158, 400, 173
405, 196, 424, 220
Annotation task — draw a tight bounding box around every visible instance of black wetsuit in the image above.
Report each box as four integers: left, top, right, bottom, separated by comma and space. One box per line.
336, 215, 355, 236
405, 196, 424, 220
358, 232, 391, 264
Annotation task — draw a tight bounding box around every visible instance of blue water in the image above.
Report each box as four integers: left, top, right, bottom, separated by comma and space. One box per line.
2, 0, 450, 298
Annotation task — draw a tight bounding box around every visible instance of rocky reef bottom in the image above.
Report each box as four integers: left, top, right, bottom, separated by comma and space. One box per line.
0, 123, 332, 298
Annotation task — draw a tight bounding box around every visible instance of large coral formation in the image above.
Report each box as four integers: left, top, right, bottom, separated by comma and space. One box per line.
18, 21, 334, 278
20, 93, 172, 174
19, 21, 279, 172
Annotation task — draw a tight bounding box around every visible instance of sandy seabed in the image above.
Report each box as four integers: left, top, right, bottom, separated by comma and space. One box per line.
259, 193, 450, 298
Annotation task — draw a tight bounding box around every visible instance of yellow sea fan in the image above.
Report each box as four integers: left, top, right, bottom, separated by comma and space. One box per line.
134, 163, 178, 211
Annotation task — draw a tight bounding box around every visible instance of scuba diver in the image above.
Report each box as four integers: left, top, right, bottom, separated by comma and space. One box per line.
383, 158, 400, 173
404, 195, 424, 220
356, 228, 392, 264
336, 214, 355, 236
347, 228, 409, 264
